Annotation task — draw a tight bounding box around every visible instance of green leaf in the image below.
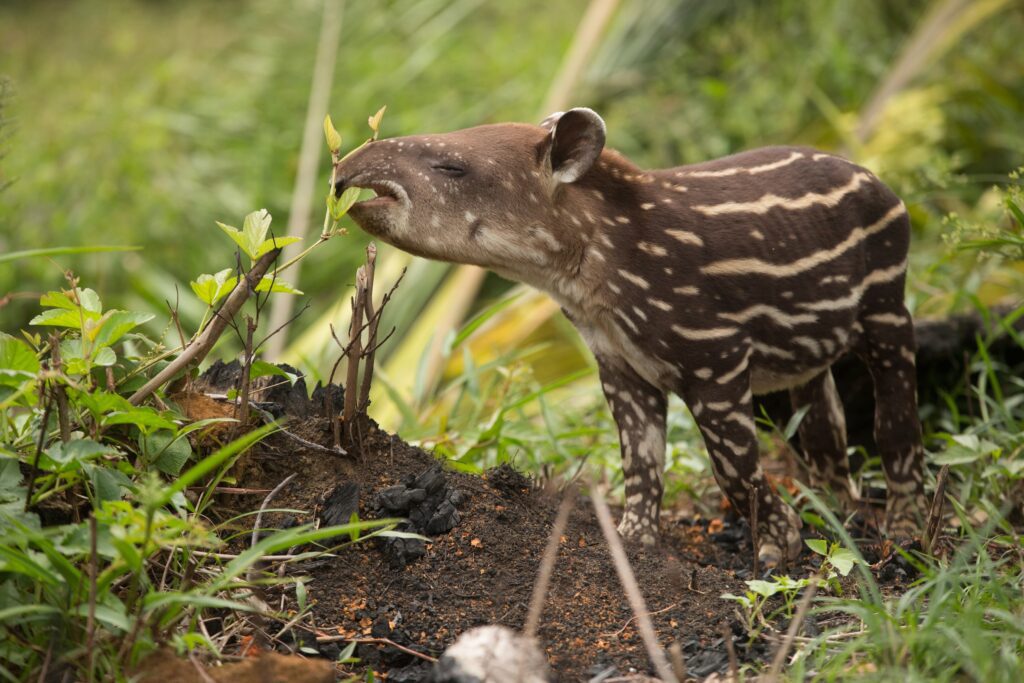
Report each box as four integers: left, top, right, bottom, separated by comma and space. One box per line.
255, 277, 303, 296
324, 114, 342, 153
30, 307, 98, 330
829, 547, 860, 576
73, 601, 130, 632
745, 579, 783, 598
367, 105, 386, 139
92, 346, 117, 367
88, 465, 132, 502
331, 186, 362, 220
783, 404, 811, 440
216, 221, 251, 256
103, 408, 178, 433
190, 269, 237, 306
242, 209, 273, 260
805, 538, 828, 556
77, 288, 102, 313
43, 439, 110, 471
0, 333, 40, 386
142, 431, 193, 475
254, 235, 301, 260
39, 290, 79, 310
296, 579, 308, 612
91, 311, 155, 349
249, 360, 290, 381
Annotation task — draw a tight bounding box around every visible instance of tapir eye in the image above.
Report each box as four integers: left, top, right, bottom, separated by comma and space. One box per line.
431, 162, 467, 178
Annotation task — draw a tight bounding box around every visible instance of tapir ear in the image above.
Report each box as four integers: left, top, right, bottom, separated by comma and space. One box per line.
544, 108, 606, 184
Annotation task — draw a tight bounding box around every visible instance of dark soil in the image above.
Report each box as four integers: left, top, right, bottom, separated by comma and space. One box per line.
192, 363, 914, 681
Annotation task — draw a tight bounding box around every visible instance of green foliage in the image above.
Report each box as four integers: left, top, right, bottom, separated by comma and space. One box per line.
722, 574, 812, 636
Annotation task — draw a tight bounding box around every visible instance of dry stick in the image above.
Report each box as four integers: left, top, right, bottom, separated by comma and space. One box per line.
234, 315, 258, 439
357, 243, 378, 412
590, 485, 677, 683
264, 0, 346, 357
923, 464, 950, 555
767, 576, 820, 680
748, 482, 761, 578
128, 248, 282, 405
315, 635, 436, 663
343, 266, 367, 446
523, 489, 576, 640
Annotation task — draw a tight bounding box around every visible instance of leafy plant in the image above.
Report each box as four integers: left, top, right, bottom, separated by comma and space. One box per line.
722, 574, 812, 635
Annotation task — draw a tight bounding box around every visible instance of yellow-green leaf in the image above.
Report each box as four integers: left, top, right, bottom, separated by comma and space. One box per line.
368, 105, 386, 140
324, 114, 342, 153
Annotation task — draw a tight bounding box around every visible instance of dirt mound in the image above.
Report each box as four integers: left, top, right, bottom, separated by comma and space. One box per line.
191, 363, 901, 680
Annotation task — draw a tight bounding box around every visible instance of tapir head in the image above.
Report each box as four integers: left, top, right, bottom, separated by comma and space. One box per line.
332, 108, 608, 278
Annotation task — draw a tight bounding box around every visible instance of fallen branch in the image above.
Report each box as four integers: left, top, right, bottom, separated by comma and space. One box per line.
128, 248, 282, 405
314, 635, 437, 663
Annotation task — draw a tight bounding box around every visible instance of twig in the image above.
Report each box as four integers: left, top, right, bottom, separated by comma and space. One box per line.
128, 248, 282, 405
315, 635, 437, 663
233, 315, 258, 439
590, 484, 677, 683
25, 380, 53, 512
767, 575, 820, 679
250, 473, 299, 552
923, 464, 950, 554
524, 489, 575, 640
358, 243, 378, 412
601, 603, 678, 638
748, 482, 761, 577
343, 266, 367, 444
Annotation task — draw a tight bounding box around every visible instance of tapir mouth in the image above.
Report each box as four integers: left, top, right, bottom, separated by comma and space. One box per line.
348, 178, 409, 211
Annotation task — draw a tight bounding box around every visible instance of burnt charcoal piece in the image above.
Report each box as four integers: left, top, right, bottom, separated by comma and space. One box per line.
200, 358, 245, 390
261, 363, 311, 417
311, 381, 345, 418
389, 663, 433, 683
373, 463, 468, 567
321, 482, 360, 527
686, 642, 730, 679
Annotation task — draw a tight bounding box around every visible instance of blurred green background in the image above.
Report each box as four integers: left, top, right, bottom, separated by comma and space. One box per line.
2, 0, 1023, 459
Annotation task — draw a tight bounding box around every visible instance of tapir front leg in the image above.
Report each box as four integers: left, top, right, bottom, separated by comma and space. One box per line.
596, 357, 668, 546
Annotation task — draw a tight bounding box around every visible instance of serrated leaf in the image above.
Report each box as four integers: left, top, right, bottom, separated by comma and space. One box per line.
39, 290, 78, 310
91, 311, 155, 349
30, 307, 97, 330
324, 114, 342, 153
242, 209, 273, 259
254, 235, 301, 260
745, 579, 783, 598
255, 277, 303, 296
191, 269, 237, 306
217, 221, 252, 257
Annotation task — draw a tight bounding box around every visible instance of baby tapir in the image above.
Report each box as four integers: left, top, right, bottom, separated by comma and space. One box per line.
334, 107, 926, 565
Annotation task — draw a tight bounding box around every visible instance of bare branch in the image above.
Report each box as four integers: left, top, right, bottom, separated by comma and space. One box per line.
524, 488, 575, 640
128, 248, 282, 405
